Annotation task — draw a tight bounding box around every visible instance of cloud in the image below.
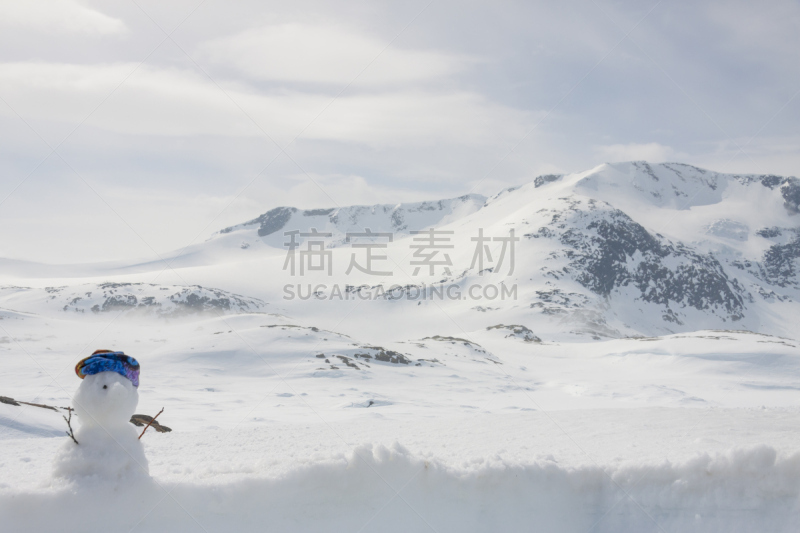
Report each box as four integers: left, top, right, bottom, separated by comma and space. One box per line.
0, 62, 529, 147
0, 0, 126, 35
199, 23, 470, 86
595, 142, 678, 163
692, 135, 800, 176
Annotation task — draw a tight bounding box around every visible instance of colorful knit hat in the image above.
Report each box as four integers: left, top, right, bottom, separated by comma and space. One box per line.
75, 350, 140, 388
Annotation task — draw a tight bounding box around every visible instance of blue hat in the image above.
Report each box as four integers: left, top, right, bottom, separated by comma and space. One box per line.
75, 350, 140, 387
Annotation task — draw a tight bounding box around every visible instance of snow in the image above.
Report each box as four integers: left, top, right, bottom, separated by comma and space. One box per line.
2, 441, 800, 532
1, 161, 800, 531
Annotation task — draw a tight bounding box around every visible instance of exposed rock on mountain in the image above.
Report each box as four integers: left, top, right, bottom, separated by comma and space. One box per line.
217, 194, 486, 247
0, 283, 266, 317
530, 198, 748, 324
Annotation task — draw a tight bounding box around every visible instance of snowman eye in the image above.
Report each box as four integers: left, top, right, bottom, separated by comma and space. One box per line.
103, 385, 108, 389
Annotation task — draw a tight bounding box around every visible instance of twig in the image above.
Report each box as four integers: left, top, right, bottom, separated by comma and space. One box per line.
1, 395, 63, 411
19, 400, 59, 411
63, 410, 78, 445
130, 414, 172, 433
138, 407, 164, 440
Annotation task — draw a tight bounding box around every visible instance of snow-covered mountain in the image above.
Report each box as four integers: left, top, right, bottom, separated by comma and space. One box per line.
1, 162, 798, 339
201, 161, 800, 339
472, 161, 800, 337
208, 161, 794, 339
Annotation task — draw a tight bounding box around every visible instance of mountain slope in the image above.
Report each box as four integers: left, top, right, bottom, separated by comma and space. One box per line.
211, 194, 486, 249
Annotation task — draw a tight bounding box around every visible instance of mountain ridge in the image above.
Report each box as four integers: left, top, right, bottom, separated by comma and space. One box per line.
213, 193, 487, 248
2, 161, 799, 340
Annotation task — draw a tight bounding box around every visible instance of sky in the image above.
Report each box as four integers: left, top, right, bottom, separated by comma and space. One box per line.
0, 0, 798, 263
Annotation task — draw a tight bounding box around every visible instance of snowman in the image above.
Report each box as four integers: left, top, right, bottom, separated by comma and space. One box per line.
53, 350, 150, 483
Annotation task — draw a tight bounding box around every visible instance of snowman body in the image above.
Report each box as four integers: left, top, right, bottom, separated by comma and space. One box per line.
54, 371, 149, 483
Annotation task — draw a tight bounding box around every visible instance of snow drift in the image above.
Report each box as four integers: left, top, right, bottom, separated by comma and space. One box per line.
2, 443, 799, 532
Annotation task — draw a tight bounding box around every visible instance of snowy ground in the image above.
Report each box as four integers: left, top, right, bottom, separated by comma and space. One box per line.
2, 310, 800, 532
2, 163, 800, 531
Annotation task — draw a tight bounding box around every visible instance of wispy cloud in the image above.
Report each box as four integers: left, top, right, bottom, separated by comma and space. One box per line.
0, 0, 126, 35
0, 62, 529, 147
199, 23, 471, 86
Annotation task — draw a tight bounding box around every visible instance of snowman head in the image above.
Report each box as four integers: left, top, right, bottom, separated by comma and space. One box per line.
73, 351, 140, 427
73, 372, 139, 427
